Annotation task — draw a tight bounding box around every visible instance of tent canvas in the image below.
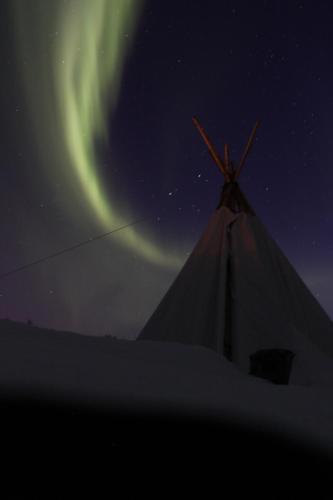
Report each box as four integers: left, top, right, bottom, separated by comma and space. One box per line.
137, 118, 333, 385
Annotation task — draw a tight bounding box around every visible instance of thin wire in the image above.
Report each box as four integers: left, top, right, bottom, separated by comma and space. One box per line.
0, 218, 146, 281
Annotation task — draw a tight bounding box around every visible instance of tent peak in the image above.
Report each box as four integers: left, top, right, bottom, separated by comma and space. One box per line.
217, 180, 256, 215
192, 116, 260, 182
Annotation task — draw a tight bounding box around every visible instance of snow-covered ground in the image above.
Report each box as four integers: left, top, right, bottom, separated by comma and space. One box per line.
1, 319, 333, 460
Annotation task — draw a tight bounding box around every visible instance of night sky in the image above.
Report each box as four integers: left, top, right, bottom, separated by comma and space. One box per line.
0, 0, 332, 337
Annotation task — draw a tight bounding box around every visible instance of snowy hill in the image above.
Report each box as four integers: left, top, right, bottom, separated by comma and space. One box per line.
1, 318, 333, 471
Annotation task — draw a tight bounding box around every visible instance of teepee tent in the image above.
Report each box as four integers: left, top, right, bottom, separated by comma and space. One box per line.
138, 118, 333, 385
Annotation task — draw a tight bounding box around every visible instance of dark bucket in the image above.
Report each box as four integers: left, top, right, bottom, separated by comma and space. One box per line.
249, 349, 295, 385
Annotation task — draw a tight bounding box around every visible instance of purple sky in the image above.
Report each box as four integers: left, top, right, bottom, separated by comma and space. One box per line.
0, 1, 332, 336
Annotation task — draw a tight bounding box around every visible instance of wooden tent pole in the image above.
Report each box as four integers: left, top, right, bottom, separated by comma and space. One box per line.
224, 144, 231, 175
192, 117, 230, 181
235, 120, 260, 179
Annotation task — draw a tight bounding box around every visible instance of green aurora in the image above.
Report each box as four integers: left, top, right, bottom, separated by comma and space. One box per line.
12, 0, 182, 269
